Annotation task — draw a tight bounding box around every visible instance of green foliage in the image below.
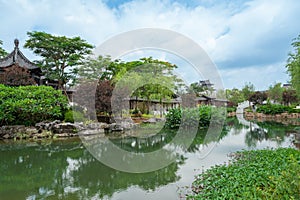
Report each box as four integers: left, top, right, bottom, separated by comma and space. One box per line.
241, 82, 255, 100
165, 107, 182, 129
226, 83, 255, 106
164, 106, 215, 129
226, 106, 236, 113
188, 80, 215, 96
286, 34, 300, 98
189, 148, 300, 200
24, 31, 93, 90
0, 40, 7, 58
268, 82, 284, 103
78, 56, 182, 115
256, 104, 299, 114
64, 109, 85, 123
0, 84, 68, 126
226, 88, 245, 106
77, 55, 135, 82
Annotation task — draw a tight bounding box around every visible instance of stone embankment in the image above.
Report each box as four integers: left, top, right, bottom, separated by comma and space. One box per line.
244, 111, 300, 125
0, 119, 138, 140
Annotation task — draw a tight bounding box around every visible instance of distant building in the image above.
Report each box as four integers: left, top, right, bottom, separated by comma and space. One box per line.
196, 94, 228, 106
283, 83, 292, 89
199, 80, 214, 89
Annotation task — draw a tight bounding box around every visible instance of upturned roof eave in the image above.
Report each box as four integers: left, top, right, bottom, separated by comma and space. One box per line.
0, 39, 39, 70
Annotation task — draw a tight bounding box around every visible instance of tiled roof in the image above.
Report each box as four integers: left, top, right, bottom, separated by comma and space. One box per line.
0, 39, 38, 70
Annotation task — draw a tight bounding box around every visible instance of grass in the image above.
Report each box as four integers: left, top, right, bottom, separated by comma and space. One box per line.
188, 148, 300, 200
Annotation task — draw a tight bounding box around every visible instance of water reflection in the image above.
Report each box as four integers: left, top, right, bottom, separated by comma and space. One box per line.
0, 139, 184, 200
0, 117, 298, 199
245, 121, 297, 148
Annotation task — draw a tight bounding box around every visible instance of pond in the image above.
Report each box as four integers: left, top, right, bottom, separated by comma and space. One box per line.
0, 117, 298, 200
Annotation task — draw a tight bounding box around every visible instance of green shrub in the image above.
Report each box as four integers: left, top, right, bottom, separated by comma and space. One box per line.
64, 110, 86, 123
164, 106, 221, 129
0, 84, 68, 126
189, 148, 300, 200
256, 104, 299, 115
226, 106, 237, 113
165, 107, 182, 129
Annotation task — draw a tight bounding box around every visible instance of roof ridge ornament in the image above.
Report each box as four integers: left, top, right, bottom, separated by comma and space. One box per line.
14, 39, 19, 48
0, 39, 38, 69
13, 39, 19, 63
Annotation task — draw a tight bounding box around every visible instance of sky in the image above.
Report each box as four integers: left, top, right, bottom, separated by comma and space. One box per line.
0, 0, 300, 90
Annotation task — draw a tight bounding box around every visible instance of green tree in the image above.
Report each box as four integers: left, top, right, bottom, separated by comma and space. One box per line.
216, 89, 226, 99
241, 82, 255, 100
77, 55, 113, 81
286, 34, 300, 97
226, 88, 245, 106
188, 82, 205, 96
24, 31, 93, 91
117, 57, 179, 114
78, 56, 181, 115
268, 82, 283, 103
0, 40, 7, 58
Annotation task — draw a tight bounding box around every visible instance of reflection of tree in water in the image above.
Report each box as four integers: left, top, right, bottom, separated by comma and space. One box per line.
245, 121, 296, 148
226, 117, 245, 135
0, 139, 184, 200
110, 125, 231, 154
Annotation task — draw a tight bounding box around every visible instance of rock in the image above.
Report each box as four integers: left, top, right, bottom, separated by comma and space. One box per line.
120, 121, 136, 130
143, 118, 158, 123
78, 129, 105, 136
0, 125, 26, 139
86, 122, 107, 130
25, 127, 38, 135
52, 123, 79, 134
109, 123, 123, 132
3, 134, 10, 139
35, 120, 61, 131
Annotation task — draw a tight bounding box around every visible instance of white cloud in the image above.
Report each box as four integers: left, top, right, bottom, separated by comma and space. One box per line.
220, 62, 289, 90
0, 0, 299, 89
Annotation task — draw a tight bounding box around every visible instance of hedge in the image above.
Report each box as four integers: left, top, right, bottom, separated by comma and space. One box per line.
0, 84, 68, 126
256, 104, 300, 115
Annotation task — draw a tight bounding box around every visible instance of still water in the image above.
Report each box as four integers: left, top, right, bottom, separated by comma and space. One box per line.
0, 118, 298, 200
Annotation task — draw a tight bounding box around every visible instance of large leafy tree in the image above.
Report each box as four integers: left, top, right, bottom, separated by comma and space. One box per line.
24, 31, 93, 90
188, 82, 206, 96
226, 88, 245, 106
78, 56, 181, 115
0, 40, 7, 58
286, 34, 300, 98
78, 55, 117, 81
268, 82, 283, 103
241, 82, 255, 100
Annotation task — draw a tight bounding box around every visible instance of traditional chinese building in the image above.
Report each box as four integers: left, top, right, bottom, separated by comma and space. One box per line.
0, 39, 43, 86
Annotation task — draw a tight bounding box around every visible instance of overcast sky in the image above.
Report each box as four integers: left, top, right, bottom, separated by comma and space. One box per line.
1, 0, 300, 90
